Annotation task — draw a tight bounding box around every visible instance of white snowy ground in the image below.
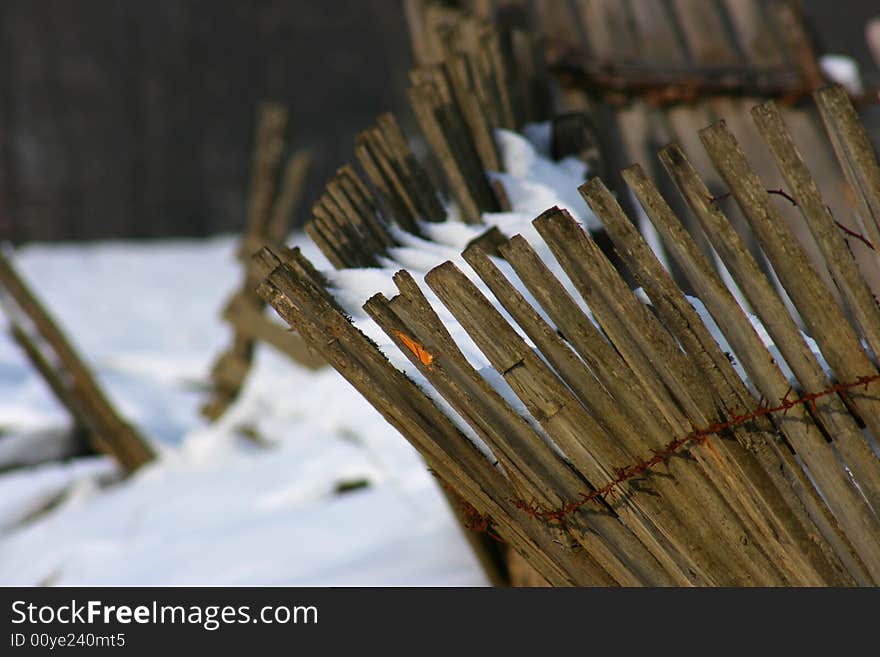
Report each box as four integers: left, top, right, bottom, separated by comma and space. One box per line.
0, 235, 494, 586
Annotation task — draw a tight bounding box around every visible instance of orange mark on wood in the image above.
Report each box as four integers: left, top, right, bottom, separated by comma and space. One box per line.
702, 436, 721, 462
394, 330, 434, 368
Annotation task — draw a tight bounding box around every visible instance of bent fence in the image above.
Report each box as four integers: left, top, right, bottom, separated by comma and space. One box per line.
256, 83, 880, 586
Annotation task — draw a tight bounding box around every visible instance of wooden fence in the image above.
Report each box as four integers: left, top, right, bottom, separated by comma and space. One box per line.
261, 2, 880, 585
256, 81, 880, 585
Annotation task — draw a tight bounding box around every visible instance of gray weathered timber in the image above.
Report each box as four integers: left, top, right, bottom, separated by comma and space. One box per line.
814, 85, 880, 264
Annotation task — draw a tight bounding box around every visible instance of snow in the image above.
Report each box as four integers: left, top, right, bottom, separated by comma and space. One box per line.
820, 54, 864, 96
0, 236, 486, 586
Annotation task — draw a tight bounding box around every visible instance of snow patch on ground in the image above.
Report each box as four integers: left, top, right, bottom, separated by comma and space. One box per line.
0, 235, 485, 586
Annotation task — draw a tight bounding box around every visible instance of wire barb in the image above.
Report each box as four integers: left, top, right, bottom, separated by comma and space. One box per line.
517, 373, 880, 524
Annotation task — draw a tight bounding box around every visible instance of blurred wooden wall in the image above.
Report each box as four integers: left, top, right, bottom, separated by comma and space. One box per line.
0, 0, 412, 242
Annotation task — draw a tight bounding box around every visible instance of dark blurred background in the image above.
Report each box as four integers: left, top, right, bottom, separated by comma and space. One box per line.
0, 0, 876, 243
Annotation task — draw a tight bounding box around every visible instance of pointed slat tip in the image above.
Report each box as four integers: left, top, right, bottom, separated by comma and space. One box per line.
362, 292, 392, 310
392, 268, 420, 292
424, 260, 461, 286
532, 205, 571, 229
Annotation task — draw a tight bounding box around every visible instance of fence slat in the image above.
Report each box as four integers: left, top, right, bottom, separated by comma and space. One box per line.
752, 100, 880, 364
0, 253, 155, 471
616, 164, 855, 585
700, 120, 880, 519
659, 142, 880, 582
814, 85, 880, 260
256, 247, 594, 586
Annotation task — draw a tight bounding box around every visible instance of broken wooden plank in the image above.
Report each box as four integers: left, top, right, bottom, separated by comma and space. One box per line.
0, 252, 155, 472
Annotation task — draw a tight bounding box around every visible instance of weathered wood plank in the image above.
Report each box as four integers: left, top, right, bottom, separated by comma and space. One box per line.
335, 164, 398, 247
324, 176, 390, 256
376, 113, 448, 223
238, 102, 287, 260
671, 0, 739, 66
573, 0, 637, 63
220, 292, 323, 371
700, 120, 880, 518
618, 163, 856, 585
408, 81, 487, 223
6, 321, 89, 443
723, 0, 788, 67
266, 150, 311, 245
659, 142, 880, 581
814, 85, 880, 255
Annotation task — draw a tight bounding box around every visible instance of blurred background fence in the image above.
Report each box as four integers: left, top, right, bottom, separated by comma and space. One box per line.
0, 0, 877, 243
